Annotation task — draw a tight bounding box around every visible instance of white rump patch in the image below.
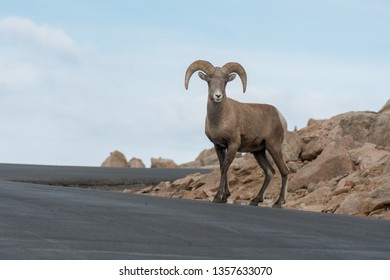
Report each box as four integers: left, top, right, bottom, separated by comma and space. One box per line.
277, 109, 288, 131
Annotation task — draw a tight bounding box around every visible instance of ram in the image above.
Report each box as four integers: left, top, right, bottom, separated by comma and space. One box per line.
185, 60, 289, 207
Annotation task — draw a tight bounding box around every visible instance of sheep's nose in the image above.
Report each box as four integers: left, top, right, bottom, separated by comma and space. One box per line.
216, 94, 221, 98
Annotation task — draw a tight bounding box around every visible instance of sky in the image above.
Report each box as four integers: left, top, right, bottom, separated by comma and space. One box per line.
0, 0, 389, 167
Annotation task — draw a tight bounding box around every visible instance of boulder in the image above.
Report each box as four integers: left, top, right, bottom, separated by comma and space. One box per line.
288, 142, 354, 192
179, 147, 241, 168
282, 131, 303, 162
349, 143, 390, 171
378, 99, 390, 113
128, 157, 145, 168
194, 148, 219, 167
338, 111, 390, 148
297, 118, 335, 161
335, 184, 390, 216
179, 148, 218, 168
101, 150, 128, 168
297, 103, 390, 161
151, 157, 177, 168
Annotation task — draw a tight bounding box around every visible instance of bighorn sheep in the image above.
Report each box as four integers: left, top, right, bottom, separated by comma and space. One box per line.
184, 60, 289, 208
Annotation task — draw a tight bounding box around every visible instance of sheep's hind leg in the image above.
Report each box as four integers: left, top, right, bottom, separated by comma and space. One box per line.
266, 145, 289, 208
249, 149, 275, 206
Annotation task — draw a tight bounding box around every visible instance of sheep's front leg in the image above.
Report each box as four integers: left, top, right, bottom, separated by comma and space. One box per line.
213, 144, 237, 203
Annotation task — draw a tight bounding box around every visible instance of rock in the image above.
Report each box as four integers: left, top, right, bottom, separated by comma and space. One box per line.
172, 173, 204, 190
286, 161, 301, 173
307, 118, 324, 127
288, 142, 354, 192
179, 148, 219, 168
297, 118, 334, 161
178, 161, 202, 168
335, 184, 390, 216
378, 99, 390, 113
151, 157, 177, 168
373, 112, 390, 147
230, 154, 259, 174
338, 111, 390, 148
334, 192, 368, 216
282, 131, 303, 162
143, 181, 177, 196
349, 143, 390, 171
297, 107, 390, 161
101, 150, 128, 168
179, 147, 241, 168
286, 184, 333, 212
195, 148, 219, 167
300, 136, 325, 161
128, 157, 145, 168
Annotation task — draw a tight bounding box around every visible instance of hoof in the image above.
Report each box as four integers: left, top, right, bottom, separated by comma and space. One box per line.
272, 203, 283, 208
249, 200, 259, 206
212, 197, 227, 203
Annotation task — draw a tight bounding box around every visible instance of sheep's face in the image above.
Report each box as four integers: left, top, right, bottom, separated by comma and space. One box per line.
198, 69, 236, 103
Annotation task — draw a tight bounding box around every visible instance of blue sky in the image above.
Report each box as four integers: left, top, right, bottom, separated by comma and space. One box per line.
0, 0, 389, 166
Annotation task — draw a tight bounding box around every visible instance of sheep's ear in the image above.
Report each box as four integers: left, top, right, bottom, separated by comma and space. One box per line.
198, 72, 209, 81
227, 73, 236, 82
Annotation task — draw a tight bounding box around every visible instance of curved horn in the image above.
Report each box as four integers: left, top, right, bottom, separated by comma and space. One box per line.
184, 60, 215, 90
221, 62, 247, 93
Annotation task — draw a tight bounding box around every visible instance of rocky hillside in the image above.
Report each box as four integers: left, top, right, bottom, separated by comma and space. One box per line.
129, 100, 390, 219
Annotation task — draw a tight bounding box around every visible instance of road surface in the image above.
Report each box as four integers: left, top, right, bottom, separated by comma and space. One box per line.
0, 163, 389, 259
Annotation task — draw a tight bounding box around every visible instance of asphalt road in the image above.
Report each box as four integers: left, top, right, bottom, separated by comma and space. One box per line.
0, 163, 211, 190
0, 163, 389, 259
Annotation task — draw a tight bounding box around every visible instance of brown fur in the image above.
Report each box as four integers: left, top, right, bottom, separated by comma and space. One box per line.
185, 60, 289, 207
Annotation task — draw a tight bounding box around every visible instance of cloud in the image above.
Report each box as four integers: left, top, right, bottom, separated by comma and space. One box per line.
0, 56, 43, 90
0, 16, 78, 55
0, 16, 89, 92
